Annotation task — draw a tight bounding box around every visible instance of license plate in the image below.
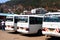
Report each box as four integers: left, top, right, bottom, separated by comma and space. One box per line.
49, 28, 54, 31
49, 29, 54, 31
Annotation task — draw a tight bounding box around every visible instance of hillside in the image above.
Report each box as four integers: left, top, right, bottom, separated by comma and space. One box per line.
0, 0, 60, 13
5, 0, 60, 8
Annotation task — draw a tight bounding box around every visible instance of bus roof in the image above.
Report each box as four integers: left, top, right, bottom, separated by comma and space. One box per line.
46, 12, 60, 15
0, 13, 17, 16
14, 15, 44, 18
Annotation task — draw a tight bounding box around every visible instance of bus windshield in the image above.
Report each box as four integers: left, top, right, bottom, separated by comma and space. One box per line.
15, 16, 28, 23
44, 16, 60, 22
6, 16, 13, 21
6, 18, 13, 21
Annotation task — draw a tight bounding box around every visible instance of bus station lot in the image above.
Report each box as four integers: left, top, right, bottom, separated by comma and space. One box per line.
0, 30, 60, 40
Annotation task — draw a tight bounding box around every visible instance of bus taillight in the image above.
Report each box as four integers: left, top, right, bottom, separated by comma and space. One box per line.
42, 28, 45, 31
11, 26, 14, 28
42, 27, 47, 31
26, 28, 29, 31
56, 28, 59, 33
17, 27, 19, 29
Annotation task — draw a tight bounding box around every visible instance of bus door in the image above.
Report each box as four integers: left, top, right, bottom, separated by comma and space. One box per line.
14, 16, 18, 31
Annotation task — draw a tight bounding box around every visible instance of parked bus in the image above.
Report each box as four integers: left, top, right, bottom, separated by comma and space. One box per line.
0, 13, 16, 29
5, 14, 17, 31
14, 15, 43, 34
42, 12, 60, 37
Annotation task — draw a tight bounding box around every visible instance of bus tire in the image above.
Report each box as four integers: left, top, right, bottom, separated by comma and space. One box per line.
37, 29, 42, 36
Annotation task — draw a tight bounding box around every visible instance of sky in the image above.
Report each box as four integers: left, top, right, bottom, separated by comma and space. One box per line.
0, 0, 10, 3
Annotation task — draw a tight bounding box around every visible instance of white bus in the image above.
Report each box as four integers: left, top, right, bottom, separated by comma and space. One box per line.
5, 15, 15, 31
0, 13, 14, 29
42, 12, 60, 37
14, 15, 43, 34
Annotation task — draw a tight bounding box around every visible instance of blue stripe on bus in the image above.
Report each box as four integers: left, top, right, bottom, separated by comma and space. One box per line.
0, 13, 16, 16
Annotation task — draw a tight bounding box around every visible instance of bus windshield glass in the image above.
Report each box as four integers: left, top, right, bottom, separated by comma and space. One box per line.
15, 16, 28, 23
6, 16, 13, 21
44, 14, 60, 22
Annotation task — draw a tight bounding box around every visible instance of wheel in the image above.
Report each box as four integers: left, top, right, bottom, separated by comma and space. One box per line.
37, 29, 42, 36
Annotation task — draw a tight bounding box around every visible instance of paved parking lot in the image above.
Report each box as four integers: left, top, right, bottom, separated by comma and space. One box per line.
0, 30, 60, 40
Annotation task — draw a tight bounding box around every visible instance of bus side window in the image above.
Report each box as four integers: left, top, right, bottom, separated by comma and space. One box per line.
37, 18, 43, 24
14, 19, 17, 23
29, 17, 35, 24
29, 17, 43, 24
14, 17, 18, 23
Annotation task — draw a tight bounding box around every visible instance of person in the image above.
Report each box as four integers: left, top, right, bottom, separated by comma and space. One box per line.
1, 20, 5, 31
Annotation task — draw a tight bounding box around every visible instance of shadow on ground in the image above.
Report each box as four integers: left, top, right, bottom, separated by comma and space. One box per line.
21, 33, 43, 37
8, 31, 20, 34
7, 31, 43, 37
46, 37, 60, 40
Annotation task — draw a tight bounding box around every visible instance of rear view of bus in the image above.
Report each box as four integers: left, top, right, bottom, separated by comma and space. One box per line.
15, 15, 29, 34
15, 15, 43, 34
5, 15, 14, 31
42, 12, 60, 37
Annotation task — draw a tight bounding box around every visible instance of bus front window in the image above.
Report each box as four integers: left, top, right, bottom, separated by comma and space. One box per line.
6, 16, 13, 21
6, 18, 13, 21
44, 16, 60, 22
17, 16, 28, 23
